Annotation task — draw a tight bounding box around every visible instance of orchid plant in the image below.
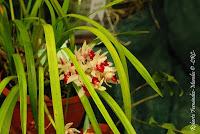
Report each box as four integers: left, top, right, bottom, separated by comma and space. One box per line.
0, 0, 163, 134
58, 42, 119, 92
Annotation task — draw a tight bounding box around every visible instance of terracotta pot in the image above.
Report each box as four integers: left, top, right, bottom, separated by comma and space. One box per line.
2, 87, 85, 134
81, 124, 113, 134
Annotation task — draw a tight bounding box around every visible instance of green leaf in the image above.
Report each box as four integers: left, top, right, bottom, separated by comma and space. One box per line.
0, 86, 19, 134
82, 115, 90, 134
148, 116, 158, 125
13, 54, 27, 134
161, 123, 176, 134
62, 0, 70, 14
27, 0, 32, 13
49, 0, 65, 17
181, 124, 200, 134
44, 0, 56, 25
8, 0, 15, 20
99, 91, 137, 134
62, 48, 120, 134
121, 45, 163, 96
152, 72, 178, 84
43, 24, 65, 134
31, 23, 44, 53
14, 20, 38, 124
163, 72, 178, 84
0, 0, 4, 4
19, 0, 27, 16
0, 76, 16, 95
38, 67, 45, 134
0, 4, 15, 73
30, 0, 43, 17
73, 84, 101, 134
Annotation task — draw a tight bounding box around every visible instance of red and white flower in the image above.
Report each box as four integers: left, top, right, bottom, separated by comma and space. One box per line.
58, 41, 119, 92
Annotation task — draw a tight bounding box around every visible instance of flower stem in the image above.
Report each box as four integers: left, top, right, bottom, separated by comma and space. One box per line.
132, 94, 159, 108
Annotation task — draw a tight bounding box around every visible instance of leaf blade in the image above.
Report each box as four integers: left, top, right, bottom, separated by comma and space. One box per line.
0, 76, 16, 95
121, 45, 163, 96
14, 20, 38, 123
38, 67, 45, 134
0, 86, 19, 133
0, 4, 15, 73
43, 24, 65, 134
99, 91, 136, 134
73, 84, 101, 134
13, 54, 27, 134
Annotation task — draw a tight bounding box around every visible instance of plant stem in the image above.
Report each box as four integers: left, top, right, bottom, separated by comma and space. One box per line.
131, 83, 148, 95
148, 0, 160, 29
131, 94, 159, 108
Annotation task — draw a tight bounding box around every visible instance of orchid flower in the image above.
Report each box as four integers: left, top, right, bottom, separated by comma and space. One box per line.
58, 41, 119, 92
65, 123, 80, 134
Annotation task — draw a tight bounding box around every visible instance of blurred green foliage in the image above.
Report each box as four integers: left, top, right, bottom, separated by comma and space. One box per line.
117, 0, 200, 133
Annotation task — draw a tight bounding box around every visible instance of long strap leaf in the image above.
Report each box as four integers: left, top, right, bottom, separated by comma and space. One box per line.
44, 0, 56, 25
0, 85, 19, 134
19, 0, 27, 16
30, 0, 43, 17
38, 67, 45, 134
49, 0, 65, 17
99, 91, 136, 134
13, 54, 27, 134
27, 0, 32, 13
62, 0, 70, 14
73, 84, 101, 134
14, 20, 38, 124
62, 48, 120, 134
0, 4, 15, 73
43, 24, 65, 134
121, 45, 163, 96
0, 76, 16, 95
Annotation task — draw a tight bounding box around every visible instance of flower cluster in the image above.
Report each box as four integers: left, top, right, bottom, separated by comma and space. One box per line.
58, 42, 119, 92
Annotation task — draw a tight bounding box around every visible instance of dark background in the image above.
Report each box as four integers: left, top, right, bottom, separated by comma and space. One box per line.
115, 0, 200, 133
